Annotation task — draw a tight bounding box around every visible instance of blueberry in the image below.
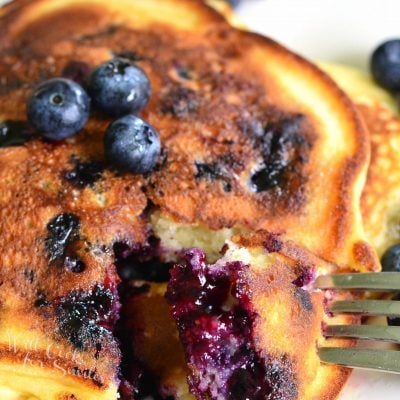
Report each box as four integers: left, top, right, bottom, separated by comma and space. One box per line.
381, 244, 400, 272
0, 120, 32, 147
104, 115, 160, 174
370, 39, 400, 91
227, 0, 241, 7
26, 78, 90, 141
88, 58, 151, 117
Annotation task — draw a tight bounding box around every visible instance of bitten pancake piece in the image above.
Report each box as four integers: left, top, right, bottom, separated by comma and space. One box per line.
150, 231, 354, 400
0, 0, 377, 273
321, 62, 400, 257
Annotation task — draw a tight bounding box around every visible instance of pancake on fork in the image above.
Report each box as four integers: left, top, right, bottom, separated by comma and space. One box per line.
0, 0, 376, 399
125, 231, 356, 400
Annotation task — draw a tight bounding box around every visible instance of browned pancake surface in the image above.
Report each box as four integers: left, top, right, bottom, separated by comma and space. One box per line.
0, 0, 377, 272
0, 1, 375, 398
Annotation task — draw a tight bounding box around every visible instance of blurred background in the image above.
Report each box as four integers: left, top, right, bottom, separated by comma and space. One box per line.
236, 0, 399, 71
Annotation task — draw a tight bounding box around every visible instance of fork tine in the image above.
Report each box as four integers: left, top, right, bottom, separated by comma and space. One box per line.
330, 299, 400, 316
314, 272, 400, 291
325, 325, 400, 342
319, 347, 400, 373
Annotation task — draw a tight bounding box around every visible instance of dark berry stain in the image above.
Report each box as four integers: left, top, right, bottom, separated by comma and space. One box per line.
56, 285, 117, 350
294, 288, 313, 312
62, 61, 90, 86
45, 213, 81, 262
195, 162, 232, 192
34, 291, 49, 308
64, 158, 103, 188
292, 267, 315, 288
0, 120, 33, 147
250, 115, 310, 192
176, 66, 194, 80
24, 268, 35, 283
195, 162, 223, 180
160, 87, 198, 117
64, 255, 86, 273
262, 233, 283, 253
166, 249, 297, 400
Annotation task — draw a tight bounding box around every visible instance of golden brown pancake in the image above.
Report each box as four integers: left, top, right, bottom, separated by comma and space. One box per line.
0, 0, 377, 272
321, 62, 400, 258
125, 232, 356, 400
0, 1, 374, 399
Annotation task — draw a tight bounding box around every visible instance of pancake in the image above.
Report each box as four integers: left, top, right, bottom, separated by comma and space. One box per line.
126, 232, 355, 400
0, 0, 377, 272
0, 0, 374, 399
321, 62, 400, 257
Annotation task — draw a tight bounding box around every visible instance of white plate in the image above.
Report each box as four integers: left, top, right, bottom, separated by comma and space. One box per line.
237, 1, 400, 399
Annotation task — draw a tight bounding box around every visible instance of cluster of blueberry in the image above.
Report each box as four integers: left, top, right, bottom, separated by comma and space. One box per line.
27, 58, 161, 175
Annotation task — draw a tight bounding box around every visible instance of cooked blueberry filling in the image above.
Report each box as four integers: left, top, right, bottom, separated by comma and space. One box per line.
0, 120, 33, 147
64, 255, 86, 273
166, 249, 295, 400
64, 158, 104, 188
45, 213, 81, 262
56, 284, 119, 350
118, 361, 166, 400
250, 115, 310, 192
113, 240, 170, 282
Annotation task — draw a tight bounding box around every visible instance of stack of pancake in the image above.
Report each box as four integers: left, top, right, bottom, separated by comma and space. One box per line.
0, 1, 396, 399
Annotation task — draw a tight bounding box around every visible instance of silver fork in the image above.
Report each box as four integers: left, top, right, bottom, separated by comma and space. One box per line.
314, 272, 400, 373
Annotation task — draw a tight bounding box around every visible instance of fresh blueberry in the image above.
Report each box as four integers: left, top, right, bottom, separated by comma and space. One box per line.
27, 78, 90, 141
88, 58, 151, 117
104, 115, 160, 174
227, 0, 241, 7
370, 39, 400, 91
0, 120, 33, 147
381, 244, 400, 272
